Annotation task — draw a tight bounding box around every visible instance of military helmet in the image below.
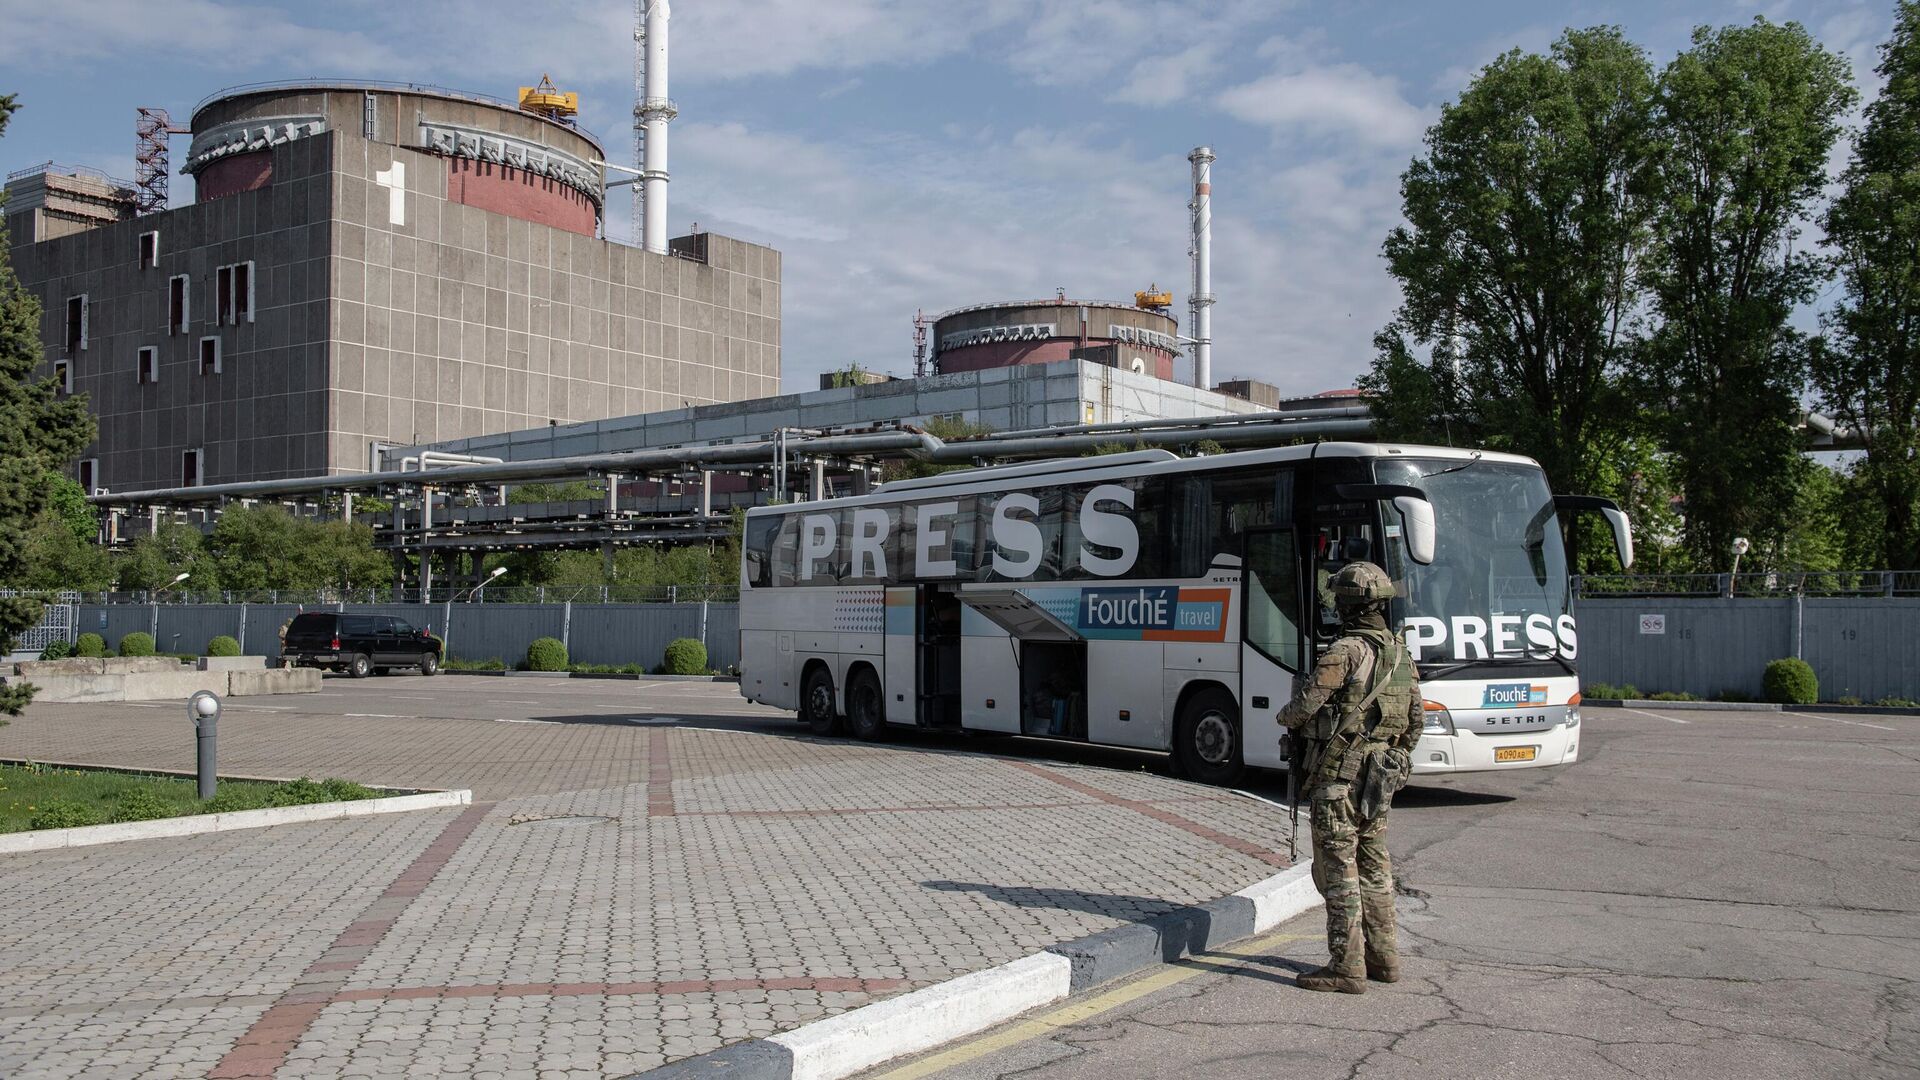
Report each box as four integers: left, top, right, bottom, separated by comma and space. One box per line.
1329, 560, 1395, 604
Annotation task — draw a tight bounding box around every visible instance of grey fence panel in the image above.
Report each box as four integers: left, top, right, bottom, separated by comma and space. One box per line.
442, 605, 568, 665
564, 604, 737, 670
1800, 599, 1920, 702
1575, 597, 1920, 700
77, 606, 155, 652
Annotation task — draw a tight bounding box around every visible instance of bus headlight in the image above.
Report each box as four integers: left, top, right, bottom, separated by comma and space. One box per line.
1566, 692, 1582, 728
1422, 700, 1454, 735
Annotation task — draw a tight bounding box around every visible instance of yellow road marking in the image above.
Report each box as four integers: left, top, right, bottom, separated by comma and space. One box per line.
868, 930, 1316, 1080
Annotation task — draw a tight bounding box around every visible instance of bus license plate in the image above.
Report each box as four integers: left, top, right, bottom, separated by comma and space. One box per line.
1495, 746, 1537, 763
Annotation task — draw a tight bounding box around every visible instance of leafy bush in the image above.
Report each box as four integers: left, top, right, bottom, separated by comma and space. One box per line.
1717, 690, 1756, 703
661, 637, 708, 676
1834, 695, 1863, 707
117, 632, 156, 657
1763, 658, 1818, 705
1648, 691, 1701, 702
109, 787, 173, 822
30, 799, 100, 830
74, 633, 106, 658
443, 656, 506, 671
261, 777, 376, 807
207, 635, 242, 657
1874, 696, 1919, 708
38, 639, 73, 660
525, 637, 570, 671
320, 778, 375, 801
1582, 682, 1638, 700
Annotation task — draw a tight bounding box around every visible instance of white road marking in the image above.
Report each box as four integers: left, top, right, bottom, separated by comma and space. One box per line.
221, 703, 298, 711
1623, 707, 1691, 725
343, 713, 408, 719
490, 717, 560, 725
1789, 711, 1898, 732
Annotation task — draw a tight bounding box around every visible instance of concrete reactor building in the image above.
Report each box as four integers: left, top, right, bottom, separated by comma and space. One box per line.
931, 298, 1182, 381
5, 78, 780, 494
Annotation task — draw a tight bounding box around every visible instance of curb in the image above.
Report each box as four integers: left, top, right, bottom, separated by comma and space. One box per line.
630, 862, 1320, 1080
1590, 698, 1920, 716
0, 788, 473, 855
444, 670, 739, 683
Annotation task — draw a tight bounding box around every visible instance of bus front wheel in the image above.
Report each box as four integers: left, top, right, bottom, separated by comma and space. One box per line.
802, 666, 842, 736
1175, 688, 1244, 786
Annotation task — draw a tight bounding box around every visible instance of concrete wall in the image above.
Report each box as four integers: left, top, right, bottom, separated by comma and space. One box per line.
78, 602, 741, 672
1574, 596, 1920, 701
327, 131, 781, 472
407, 359, 1264, 465
11, 135, 338, 490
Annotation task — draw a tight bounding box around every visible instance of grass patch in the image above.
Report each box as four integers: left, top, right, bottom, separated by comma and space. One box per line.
0, 763, 379, 834
1582, 682, 1639, 700
443, 656, 506, 671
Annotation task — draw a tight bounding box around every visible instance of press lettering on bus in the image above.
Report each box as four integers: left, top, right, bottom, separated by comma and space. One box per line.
851, 507, 889, 579
990, 493, 1042, 577
915, 501, 959, 578
800, 513, 836, 581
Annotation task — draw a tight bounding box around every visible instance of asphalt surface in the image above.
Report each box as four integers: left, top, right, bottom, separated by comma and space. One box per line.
859, 704, 1920, 1080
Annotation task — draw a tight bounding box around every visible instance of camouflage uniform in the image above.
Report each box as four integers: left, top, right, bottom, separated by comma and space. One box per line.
1278, 562, 1422, 994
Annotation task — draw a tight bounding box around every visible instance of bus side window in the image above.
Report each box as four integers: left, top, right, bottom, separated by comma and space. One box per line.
1245, 530, 1304, 670
1061, 478, 1163, 579
745, 517, 780, 588
772, 514, 802, 588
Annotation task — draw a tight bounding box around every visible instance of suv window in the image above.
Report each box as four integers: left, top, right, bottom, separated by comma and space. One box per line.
289, 613, 336, 633
340, 615, 379, 635
391, 619, 416, 635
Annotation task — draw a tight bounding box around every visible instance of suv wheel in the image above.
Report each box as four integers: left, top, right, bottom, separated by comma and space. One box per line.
419, 653, 440, 676
347, 653, 373, 679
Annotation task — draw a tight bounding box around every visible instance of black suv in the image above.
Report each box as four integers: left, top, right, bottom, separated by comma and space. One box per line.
283, 612, 442, 677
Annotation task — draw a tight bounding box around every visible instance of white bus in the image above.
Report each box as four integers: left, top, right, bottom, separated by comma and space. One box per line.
738, 442, 1632, 785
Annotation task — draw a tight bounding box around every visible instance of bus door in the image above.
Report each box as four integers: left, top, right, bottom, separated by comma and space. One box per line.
918, 585, 963, 729
1240, 527, 1306, 770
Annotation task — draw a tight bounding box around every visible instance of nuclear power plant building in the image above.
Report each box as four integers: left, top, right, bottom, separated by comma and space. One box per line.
5, 82, 781, 493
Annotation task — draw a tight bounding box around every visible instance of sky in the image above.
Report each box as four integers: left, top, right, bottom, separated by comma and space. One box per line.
0, 0, 1899, 397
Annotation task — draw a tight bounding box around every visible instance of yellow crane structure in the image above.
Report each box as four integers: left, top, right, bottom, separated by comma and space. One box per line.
518, 75, 579, 121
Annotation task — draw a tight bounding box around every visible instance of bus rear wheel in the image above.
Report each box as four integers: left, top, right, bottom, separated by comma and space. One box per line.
846, 668, 886, 741
802, 666, 842, 736
1175, 688, 1243, 786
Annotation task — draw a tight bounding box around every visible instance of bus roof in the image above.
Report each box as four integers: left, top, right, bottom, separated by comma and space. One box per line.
749, 441, 1544, 517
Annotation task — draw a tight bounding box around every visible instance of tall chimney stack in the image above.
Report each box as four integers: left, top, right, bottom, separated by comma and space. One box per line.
634, 0, 677, 253
1187, 146, 1215, 391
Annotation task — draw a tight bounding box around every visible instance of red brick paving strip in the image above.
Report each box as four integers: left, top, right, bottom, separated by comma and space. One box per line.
328, 975, 906, 1004
1006, 761, 1287, 867
208, 801, 496, 1079
647, 729, 675, 816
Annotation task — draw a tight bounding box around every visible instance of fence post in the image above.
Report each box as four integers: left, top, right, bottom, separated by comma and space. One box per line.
239, 604, 248, 654
1887, 571, 1897, 598
149, 602, 159, 642
1791, 591, 1804, 659
562, 601, 573, 656
699, 600, 709, 654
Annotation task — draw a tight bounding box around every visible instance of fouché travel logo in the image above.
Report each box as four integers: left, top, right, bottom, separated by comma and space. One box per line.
1483, 683, 1549, 708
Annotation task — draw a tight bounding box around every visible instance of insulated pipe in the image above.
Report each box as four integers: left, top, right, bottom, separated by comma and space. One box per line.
1188, 146, 1215, 391
986, 404, 1370, 442
925, 417, 1372, 463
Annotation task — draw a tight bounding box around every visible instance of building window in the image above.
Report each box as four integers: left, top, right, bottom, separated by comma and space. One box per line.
168, 275, 189, 334
139, 231, 159, 268
137, 346, 159, 385
54, 359, 72, 395
78, 459, 97, 494
181, 448, 203, 488
65, 295, 88, 353
198, 336, 221, 375
216, 261, 255, 325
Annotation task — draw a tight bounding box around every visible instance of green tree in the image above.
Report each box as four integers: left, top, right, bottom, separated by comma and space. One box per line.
883, 415, 995, 480
507, 480, 603, 504
1811, 1, 1920, 569
1376, 27, 1657, 530
1636, 19, 1856, 570
115, 522, 216, 593
0, 96, 99, 715
206, 504, 392, 595
16, 515, 112, 590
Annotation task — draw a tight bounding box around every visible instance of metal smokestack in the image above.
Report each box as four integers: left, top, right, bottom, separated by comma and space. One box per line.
634, 0, 677, 254
1187, 146, 1215, 391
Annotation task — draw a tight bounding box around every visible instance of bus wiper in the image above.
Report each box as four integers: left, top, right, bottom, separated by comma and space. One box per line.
1420, 451, 1481, 480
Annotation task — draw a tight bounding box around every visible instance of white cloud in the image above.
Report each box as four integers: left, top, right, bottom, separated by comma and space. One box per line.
1217, 63, 1429, 147
0, 0, 406, 73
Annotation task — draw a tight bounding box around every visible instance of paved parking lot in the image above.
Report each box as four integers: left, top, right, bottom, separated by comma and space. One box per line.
861, 704, 1920, 1080
0, 676, 1297, 1079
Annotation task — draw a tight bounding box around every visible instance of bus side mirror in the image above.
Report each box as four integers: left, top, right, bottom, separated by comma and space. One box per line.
1394, 495, 1435, 565
1333, 483, 1434, 566
1553, 495, 1634, 570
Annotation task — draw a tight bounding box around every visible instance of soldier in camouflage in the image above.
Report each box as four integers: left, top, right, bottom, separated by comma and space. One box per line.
1278, 561, 1422, 994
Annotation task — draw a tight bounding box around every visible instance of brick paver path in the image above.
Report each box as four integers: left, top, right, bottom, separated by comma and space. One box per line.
0, 681, 1296, 1078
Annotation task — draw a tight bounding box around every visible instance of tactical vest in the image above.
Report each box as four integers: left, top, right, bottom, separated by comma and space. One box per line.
1309, 627, 1415, 785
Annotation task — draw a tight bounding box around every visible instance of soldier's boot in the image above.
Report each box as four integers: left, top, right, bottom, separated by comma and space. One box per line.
1365, 959, 1400, 983
1297, 966, 1367, 994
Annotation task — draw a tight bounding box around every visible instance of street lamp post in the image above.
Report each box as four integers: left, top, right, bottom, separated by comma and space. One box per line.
151, 571, 190, 638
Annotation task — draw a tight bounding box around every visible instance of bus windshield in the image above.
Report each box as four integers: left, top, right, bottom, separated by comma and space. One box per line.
1373, 456, 1576, 669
